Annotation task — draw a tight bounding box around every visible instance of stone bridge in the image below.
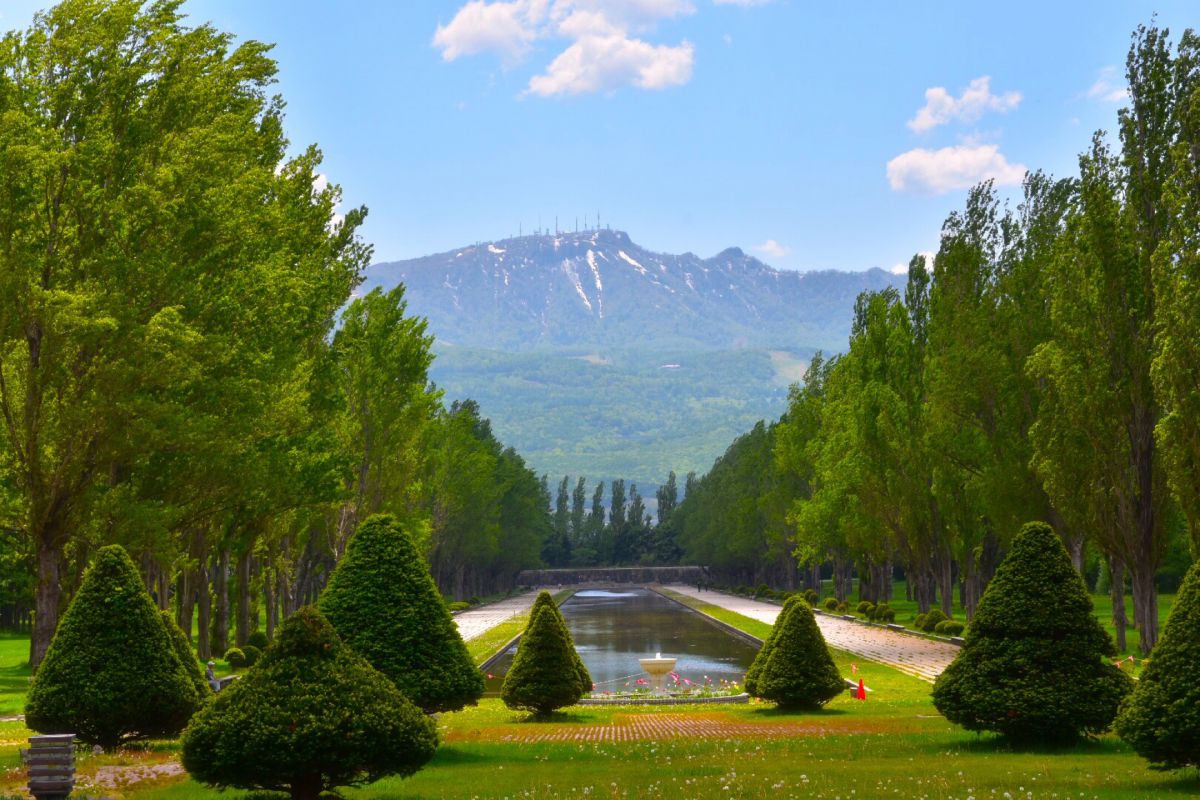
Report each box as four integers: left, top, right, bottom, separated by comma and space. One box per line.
516, 565, 707, 586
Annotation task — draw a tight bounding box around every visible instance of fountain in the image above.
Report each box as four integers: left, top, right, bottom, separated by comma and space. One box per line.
638, 652, 677, 694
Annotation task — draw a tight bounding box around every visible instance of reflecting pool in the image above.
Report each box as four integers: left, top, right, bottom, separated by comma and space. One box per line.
483, 588, 759, 694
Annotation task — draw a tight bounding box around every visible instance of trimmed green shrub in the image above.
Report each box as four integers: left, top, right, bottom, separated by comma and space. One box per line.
502, 603, 590, 715
25, 545, 202, 750
468, 596, 481, 606
920, 609, 948, 632
447, 601, 470, 612
246, 631, 269, 650
935, 620, 965, 636
319, 514, 483, 713
224, 647, 247, 670
1116, 560, 1200, 769
241, 645, 262, 667
932, 521, 1132, 743
856, 601, 873, 614
822, 597, 839, 611
914, 613, 927, 630
803, 589, 819, 605
748, 596, 845, 710
744, 598, 795, 697
182, 606, 436, 800
527, 591, 591, 695
835, 601, 849, 613
874, 604, 896, 623
162, 611, 210, 700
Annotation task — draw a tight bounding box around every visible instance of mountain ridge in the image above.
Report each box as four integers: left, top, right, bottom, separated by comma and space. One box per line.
364, 229, 900, 354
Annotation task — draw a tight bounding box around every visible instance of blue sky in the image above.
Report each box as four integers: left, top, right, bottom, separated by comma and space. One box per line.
3, 1, 1194, 272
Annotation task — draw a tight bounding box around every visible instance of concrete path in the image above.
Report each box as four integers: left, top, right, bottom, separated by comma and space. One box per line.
664, 585, 958, 682
453, 591, 541, 641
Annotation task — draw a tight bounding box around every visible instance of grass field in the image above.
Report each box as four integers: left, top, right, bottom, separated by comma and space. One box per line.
1, 587, 1195, 799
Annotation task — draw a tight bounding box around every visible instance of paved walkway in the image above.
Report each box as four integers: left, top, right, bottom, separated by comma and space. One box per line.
453, 591, 541, 641
664, 585, 958, 682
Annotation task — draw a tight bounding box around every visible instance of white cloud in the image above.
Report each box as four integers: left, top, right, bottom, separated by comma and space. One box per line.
886, 144, 1027, 194
527, 33, 693, 95
907, 76, 1021, 133
891, 251, 936, 274
755, 239, 790, 259
432, 0, 547, 63
1086, 66, 1128, 103
435, 0, 765, 96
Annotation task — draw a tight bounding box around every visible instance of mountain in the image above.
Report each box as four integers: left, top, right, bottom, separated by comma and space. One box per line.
364, 230, 903, 489
364, 229, 900, 354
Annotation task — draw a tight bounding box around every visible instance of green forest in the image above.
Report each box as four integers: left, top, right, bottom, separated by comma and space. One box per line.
671, 24, 1199, 657
0, 2, 551, 667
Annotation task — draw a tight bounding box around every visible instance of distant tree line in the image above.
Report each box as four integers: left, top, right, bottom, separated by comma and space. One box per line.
0, 1, 550, 666
539, 472, 684, 568
670, 24, 1199, 656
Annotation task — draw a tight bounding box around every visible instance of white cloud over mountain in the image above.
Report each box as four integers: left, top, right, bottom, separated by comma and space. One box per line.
886, 144, 1026, 194
434, 0, 755, 96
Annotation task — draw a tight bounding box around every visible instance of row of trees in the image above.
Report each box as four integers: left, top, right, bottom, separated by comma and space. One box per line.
0, 0, 551, 666
672, 24, 1198, 655
541, 472, 683, 567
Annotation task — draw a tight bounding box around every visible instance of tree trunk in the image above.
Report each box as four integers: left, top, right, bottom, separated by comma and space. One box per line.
235, 549, 251, 647
1130, 558, 1159, 656
264, 564, 277, 641
31, 533, 63, 668
1109, 555, 1127, 653
213, 550, 230, 656
178, 570, 195, 642
196, 561, 212, 661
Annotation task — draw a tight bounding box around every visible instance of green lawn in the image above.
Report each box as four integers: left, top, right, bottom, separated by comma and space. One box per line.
0, 633, 31, 717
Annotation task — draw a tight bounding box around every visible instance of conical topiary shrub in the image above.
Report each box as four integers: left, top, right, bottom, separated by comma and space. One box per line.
181, 606, 437, 800
744, 596, 797, 697
932, 521, 1132, 743
502, 604, 589, 716
749, 596, 844, 709
1115, 560, 1200, 769
528, 591, 591, 694
319, 514, 483, 713
162, 610, 211, 700
25, 545, 202, 750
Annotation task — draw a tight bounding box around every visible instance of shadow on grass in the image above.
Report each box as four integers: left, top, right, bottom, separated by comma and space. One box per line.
922, 731, 1133, 757
1144, 771, 1200, 796
427, 746, 505, 766
515, 709, 593, 724
746, 704, 850, 719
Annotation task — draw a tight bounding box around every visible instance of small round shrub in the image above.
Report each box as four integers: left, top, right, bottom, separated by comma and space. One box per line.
25, 545, 202, 750
1116, 560, 1200, 770
162, 611, 210, 700
921, 609, 948, 632
502, 599, 591, 716
936, 620, 965, 636
822, 597, 839, 611
835, 601, 849, 613
447, 601, 469, 612
241, 645, 262, 667
246, 631, 269, 650
856, 601, 875, 616
914, 613, 927, 630
874, 604, 896, 623
182, 606, 437, 800
320, 514, 483, 713
803, 589, 819, 605
468, 596, 481, 606
932, 521, 1132, 743
224, 648, 247, 670
747, 597, 844, 710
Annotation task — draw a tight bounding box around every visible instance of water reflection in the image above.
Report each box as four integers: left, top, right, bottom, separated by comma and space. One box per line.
483, 588, 758, 694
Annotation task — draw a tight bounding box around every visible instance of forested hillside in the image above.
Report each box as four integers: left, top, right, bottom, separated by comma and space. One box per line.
672, 25, 1199, 657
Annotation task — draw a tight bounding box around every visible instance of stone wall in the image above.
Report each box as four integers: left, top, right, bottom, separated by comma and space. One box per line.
516, 565, 707, 586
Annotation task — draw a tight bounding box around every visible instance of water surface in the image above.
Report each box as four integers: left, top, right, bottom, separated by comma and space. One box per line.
483, 588, 758, 694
